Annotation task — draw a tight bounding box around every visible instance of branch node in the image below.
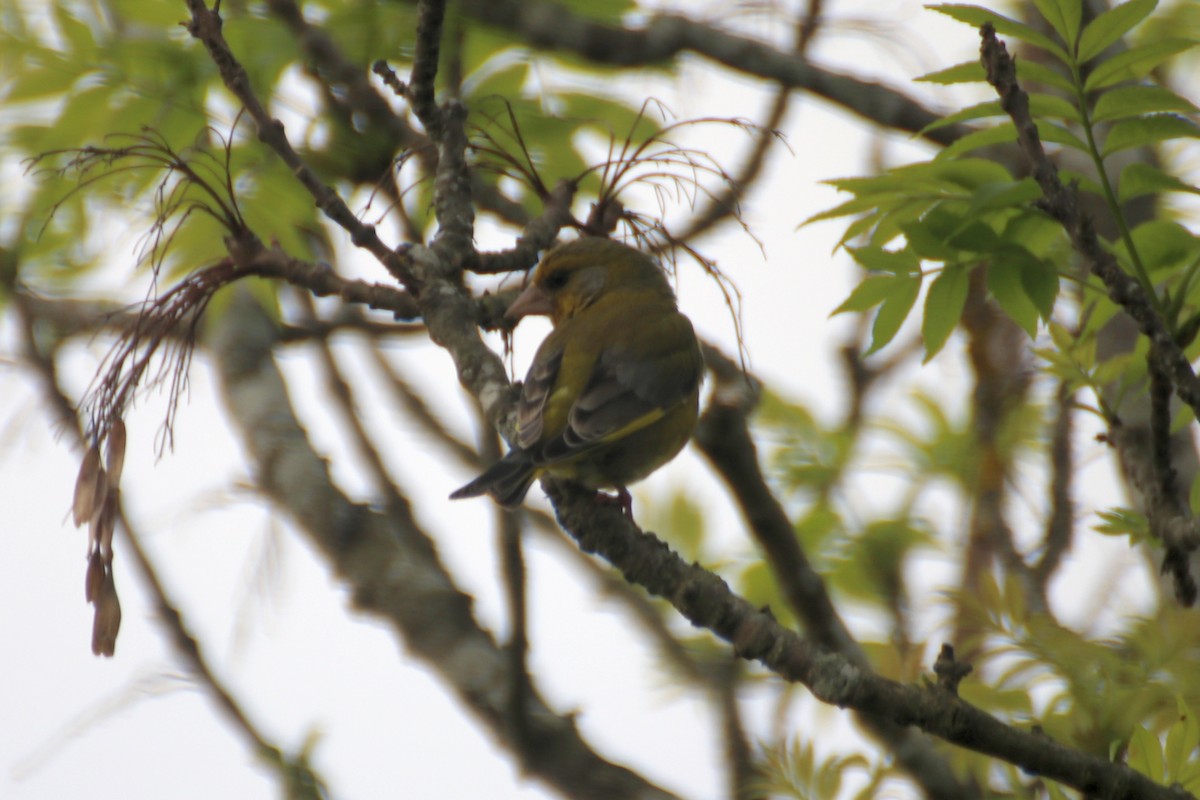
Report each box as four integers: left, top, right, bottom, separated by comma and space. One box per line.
933, 644, 972, 696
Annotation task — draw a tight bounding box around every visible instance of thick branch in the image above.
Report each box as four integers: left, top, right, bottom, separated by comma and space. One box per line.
694, 347, 977, 800
209, 291, 680, 800
545, 481, 1194, 800
458, 0, 963, 146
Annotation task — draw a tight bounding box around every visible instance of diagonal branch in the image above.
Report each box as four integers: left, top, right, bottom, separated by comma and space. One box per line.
544, 480, 1195, 800
184, 1, 421, 292
457, 0, 965, 146
210, 290, 683, 800
694, 345, 976, 800
979, 25, 1200, 422
12, 291, 329, 794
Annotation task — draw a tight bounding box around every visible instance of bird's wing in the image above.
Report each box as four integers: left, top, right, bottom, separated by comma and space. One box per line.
541, 312, 702, 462
514, 334, 564, 450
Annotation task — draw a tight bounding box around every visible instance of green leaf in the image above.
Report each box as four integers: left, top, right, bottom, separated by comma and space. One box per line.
1093, 85, 1199, 122
988, 258, 1040, 336
1172, 401, 1196, 435
1166, 697, 1200, 782
912, 158, 1016, 188
969, 178, 1042, 215
466, 61, 531, 101
1058, 168, 1105, 198
1129, 725, 1165, 782
1084, 38, 1197, 92
560, 93, 660, 141
1030, 91, 1084, 123
870, 203, 929, 247
839, 209, 889, 248
1015, 58, 1076, 93
803, 193, 893, 226
110, 0, 184, 26
948, 221, 1002, 252
833, 275, 901, 315
1093, 507, 1149, 539
937, 122, 1017, 160
1117, 162, 1200, 202
54, 6, 98, 56
1038, 120, 1089, 152
1092, 351, 1136, 387
557, 0, 636, 22
923, 94, 1078, 136
1102, 114, 1200, 156
1033, 0, 1082, 50
48, 86, 117, 150
848, 246, 920, 274
1122, 220, 1200, 274
1077, 0, 1157, 62
911, 204, 969, 246
922, 266, 971, 360
867, 273, 922, 354
5, 55, 82, 103
1002, 211, 1067, 257
901, 217, 959, 260
920, 100, 1003, 135
915, 60, 986, 84
930, 5, 1069, 62
1021, 257, 1060, 319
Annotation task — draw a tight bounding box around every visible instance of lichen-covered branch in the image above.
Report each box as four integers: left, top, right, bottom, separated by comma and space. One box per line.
545, 480, 1195, 800
210, 291, 682, 800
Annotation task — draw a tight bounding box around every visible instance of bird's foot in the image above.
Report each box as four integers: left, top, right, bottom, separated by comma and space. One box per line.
593, 486, 634, 521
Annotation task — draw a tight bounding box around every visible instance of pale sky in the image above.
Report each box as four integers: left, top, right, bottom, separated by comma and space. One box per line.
0, 3, 1159, 799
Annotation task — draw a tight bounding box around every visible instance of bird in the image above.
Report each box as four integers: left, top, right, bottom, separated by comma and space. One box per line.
450, 236, 704, 510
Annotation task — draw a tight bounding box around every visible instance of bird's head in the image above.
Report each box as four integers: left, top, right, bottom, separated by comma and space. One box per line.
506, 237, 674, 325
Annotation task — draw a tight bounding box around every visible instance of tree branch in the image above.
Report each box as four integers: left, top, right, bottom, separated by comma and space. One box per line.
694, 345, 978, 800
210, 290, 682, 800
544, 480, 1195, 800
980, 24, 1200, 584
184, 0, 422, 292
12, 291, 328, 794
980, 25, 1200, 423
457, 0, 965, 146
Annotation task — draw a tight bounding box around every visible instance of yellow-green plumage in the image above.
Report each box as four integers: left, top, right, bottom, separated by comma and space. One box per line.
450, 237, 703, 508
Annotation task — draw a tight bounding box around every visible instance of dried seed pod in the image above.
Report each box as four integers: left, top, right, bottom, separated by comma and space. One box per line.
105, 418, 127, 486
85, 549, 105, 603
91, 568, 121, 658
90, 491, 117, 559
72, 446, 103, 527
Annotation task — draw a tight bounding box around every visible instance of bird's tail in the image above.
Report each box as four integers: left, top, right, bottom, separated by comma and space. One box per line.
449, 452, 537, 509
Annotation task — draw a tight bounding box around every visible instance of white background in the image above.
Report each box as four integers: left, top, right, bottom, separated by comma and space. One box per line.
0, 2, 1159, 799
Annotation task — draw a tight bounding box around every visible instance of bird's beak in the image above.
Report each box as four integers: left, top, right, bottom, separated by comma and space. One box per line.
505, 282, 553, 321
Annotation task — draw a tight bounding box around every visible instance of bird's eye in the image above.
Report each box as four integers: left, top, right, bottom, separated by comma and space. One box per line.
543, 271, 569, 290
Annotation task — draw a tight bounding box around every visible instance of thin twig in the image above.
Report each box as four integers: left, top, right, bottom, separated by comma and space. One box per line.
184, 1, 421, 292
1033, 380, 1075, 591
980, 24, 1200, 586
12, 291, 327, 795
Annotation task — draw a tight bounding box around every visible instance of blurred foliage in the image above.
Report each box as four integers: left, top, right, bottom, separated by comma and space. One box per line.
6, 0, 1200, 797
656, 0, 1200, 794
0, 0, 673, 296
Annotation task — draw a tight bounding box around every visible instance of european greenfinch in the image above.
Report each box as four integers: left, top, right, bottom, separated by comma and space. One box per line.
451, 236, 704, 508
